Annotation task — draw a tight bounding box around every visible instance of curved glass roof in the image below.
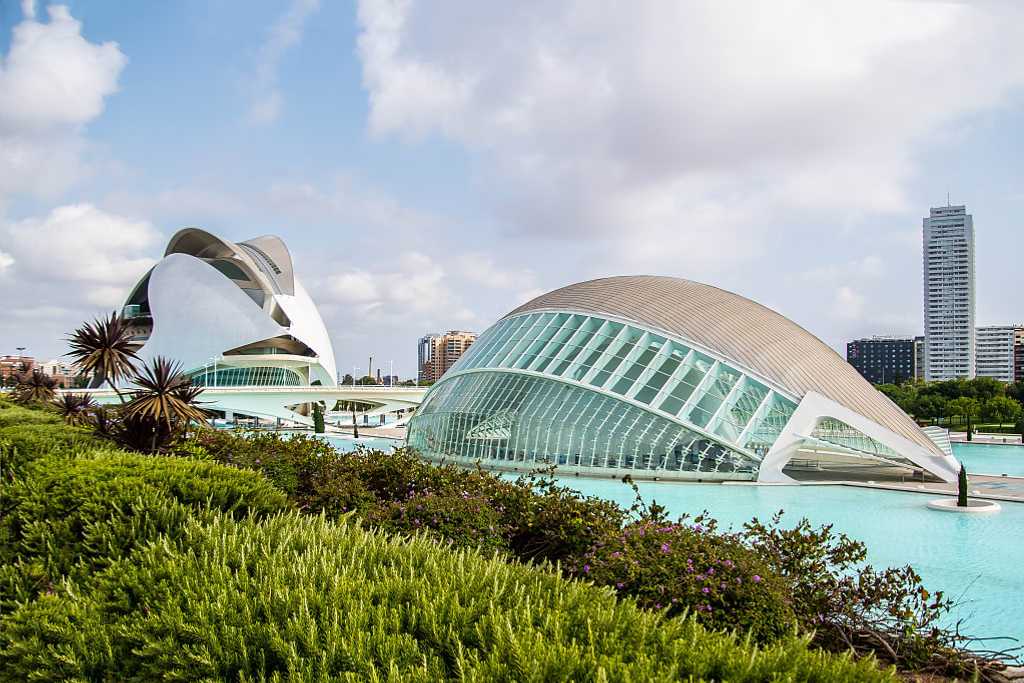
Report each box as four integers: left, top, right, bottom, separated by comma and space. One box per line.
507, 276, 943, 456
416, 311, 799, 472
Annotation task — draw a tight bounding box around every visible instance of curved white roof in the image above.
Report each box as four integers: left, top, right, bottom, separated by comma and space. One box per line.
508, 276, 941, 456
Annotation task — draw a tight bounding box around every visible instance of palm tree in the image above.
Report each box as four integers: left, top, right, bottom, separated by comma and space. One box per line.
66, 313, 139, 402
122, 357, 210, 452
52, 392, 97, 426
13, 370, 57, 404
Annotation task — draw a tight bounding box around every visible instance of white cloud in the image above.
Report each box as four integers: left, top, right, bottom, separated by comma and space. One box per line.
3, 204, 160, 303
833, 286, 867, 321
455, 251, 535, 290
324, 250, 493, 331
0, 250, 13, 273
0, 5, 126, 200
356, 0, 1024, 277
247, 0, 321, 124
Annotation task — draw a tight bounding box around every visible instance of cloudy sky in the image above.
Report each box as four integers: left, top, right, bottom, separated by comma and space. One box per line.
1, 0, 1022, 377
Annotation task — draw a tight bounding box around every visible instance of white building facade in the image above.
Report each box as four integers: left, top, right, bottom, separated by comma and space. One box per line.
976, 325, 1021, 383
119, 228, 338, 423
923, 205, 975, 381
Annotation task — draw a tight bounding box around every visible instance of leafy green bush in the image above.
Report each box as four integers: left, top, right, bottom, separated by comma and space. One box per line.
0, 398, 60, 428
194, 431, 626, 563
0, 422, 105, 478
574, 519, 795, 643
739, 514, 967, 672
0, 512, 895, 682
0, 450, 289, 608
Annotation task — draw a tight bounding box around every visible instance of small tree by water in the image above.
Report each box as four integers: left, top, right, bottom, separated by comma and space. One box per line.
957, 464, 968, 507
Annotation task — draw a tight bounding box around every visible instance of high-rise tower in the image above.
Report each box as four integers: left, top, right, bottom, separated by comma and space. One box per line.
923, 205, 975, 381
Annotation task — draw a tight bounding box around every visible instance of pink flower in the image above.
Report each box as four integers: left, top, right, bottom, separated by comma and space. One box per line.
753, 575, 762, 583
583, 564, 590, 574
660, 543, 670, 553
702, 587, 710, 594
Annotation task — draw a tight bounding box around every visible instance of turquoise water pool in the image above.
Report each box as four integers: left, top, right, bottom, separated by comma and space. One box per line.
317, 434, 399, 453
953, 441, 1024, 477
554, 476, 1024, 648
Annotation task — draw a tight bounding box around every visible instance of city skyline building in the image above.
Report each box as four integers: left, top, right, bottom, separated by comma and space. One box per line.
923, 204, 975, 381
1015, 329, 1024, 383
0, 354, 34, 384
846, 336, 918, 385
408, 276, 959, 484
975, 325, 1023, 383
417, 330, 477, 384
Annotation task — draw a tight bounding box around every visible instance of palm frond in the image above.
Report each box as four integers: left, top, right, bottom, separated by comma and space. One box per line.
52, 392, 97, 425
65, 312, 139, 389
13, 370, 58, 404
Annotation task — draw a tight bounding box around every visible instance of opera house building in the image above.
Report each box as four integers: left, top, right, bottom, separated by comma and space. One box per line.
407, 276, 960, 484
118, 228, 337, 420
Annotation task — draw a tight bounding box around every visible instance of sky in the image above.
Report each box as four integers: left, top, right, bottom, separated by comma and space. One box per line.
0, 0, 1022, 378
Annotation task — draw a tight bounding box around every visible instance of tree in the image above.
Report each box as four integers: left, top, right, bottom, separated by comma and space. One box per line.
121, 357, 210, 452
947, 397, 980, 441
968, 376, 1004, 403
355, 375, 378, 386
12, 370, 57, 404
341, 373, 354, 385
66, 313, 139, 403
52, 392, 97, 426
312, 401, 325, 433
982, 395, 1022, 426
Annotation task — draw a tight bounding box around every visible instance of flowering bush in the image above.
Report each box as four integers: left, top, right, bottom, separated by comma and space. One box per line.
574, 519, 795, 642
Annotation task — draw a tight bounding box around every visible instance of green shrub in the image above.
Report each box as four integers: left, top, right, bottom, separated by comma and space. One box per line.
367, 490, 510, 551
0, 399, 60, 428
574, 519, 796, 643
190, 429, 334, 495
0, 450, 289, 608
194, 432, 626, 563
0, 422, 106, 478
0, 512, 895, 682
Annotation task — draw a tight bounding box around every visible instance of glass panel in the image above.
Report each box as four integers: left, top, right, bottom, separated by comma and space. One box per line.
407, 370, 760, 478
532, 314, 585, 373
685, 364, 740, 428
658, 351, 712, 415
550, 317, 602, 376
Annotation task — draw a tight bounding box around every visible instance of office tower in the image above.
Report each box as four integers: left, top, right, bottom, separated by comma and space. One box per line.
1015, 329, 1024, 383
846, 336, 917, 384
417, 330, 477, 383
923, 205, 975, 380
913, 335, 926, 380
976, 325, 1023, 383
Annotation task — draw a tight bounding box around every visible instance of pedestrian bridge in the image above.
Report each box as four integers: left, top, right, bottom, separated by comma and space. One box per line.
73, 385, 429, 427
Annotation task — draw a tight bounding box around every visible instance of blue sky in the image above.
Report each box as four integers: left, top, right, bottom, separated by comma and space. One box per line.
1, 0, 1022, 377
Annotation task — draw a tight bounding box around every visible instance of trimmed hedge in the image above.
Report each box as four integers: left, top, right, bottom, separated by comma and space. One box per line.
0, 512, 895, 682
1, 442, 289, 609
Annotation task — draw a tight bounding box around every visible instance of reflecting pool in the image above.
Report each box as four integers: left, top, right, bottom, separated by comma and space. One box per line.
953, 442, 1024, 477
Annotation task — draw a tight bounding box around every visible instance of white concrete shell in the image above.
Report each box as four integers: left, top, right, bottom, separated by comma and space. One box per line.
119, 228, 340, 422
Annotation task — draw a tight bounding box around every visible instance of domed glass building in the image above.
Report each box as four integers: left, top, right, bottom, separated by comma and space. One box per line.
407, 276, 959, 483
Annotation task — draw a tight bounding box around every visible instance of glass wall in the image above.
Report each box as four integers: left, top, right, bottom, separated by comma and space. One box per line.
410, 312, 800, 476
408, 372, 760, 476
190, 365, 303, 387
